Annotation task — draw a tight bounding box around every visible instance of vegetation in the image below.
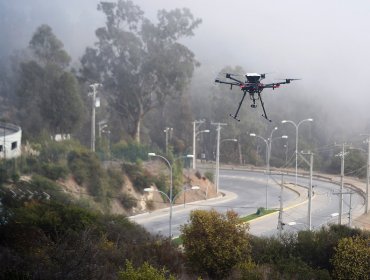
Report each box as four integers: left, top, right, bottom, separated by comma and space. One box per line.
80, 0, 201, 142
1, 0, 370, 279
239, 208, 277, 223
0, 199, 183, 279
331, 236, 370, 280
180, 209, 251, 279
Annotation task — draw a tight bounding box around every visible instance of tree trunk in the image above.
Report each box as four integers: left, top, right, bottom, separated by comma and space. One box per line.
134, 117, 141, 143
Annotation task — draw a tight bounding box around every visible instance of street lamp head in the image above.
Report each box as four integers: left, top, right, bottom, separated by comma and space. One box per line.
307, 118, 314, 122
281, 120, 287, 123
191, 186, 200, 190
281, 135, 288, 139
250, 133, 256, 137
273, 127, 278, 130
148, 152, 156, 157
287, 222, 297, 226
186, 154, 194, 158
144, 188, 153, 192
203, 130, 210, 133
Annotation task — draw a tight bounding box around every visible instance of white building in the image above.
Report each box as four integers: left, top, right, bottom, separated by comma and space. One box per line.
0, 122, 22, 159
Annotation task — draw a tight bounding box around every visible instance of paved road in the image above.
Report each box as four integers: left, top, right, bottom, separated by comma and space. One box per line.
130, 169, 364, 238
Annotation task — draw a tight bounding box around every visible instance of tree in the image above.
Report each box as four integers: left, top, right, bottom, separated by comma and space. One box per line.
180, 209, 251, 279
118, 260, 176, 280
16, 24, 84, 137
331, 236, 370, 280
80, 0, 201, 142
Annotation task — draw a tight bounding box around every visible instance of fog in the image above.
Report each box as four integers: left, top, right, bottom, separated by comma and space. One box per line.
1, 0, 370, 134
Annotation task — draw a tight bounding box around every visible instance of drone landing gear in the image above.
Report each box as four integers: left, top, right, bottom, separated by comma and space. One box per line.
258, 92, 272, 122
229, 90, 247, 122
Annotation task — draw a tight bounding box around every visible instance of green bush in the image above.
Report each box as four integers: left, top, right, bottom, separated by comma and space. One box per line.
118, 260, 176, 280
118, 193, 137, 210
204, 171, 214, 183
67, 150, 106, 200
122, 162, 153, 193
107, 168, 124, 191
39, 162, 68, 180
112, 141, 151, 162
39, 139, 81, 163
153, 173, 168, 193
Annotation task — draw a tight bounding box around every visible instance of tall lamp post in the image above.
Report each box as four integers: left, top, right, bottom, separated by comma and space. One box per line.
212, 122, 228, 194
192, 120, 210, 170
250, 129, 287, 209
147, 153, 198, 238
88, 83, 102, 152
144, 186, 199, 239
281, 118, 313, 186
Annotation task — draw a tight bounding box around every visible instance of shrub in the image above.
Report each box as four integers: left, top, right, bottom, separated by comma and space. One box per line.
204, 171, 214, 182
195, 171, 202, 179
118, 260, 176, 280
112, 141, 150, 162
146, 200, 155, 211
107, 168, 124, 191
39, 162, 68, 180
122, 162, 153, 193
181, 209, 251, 279
67, 150, 106, 200
11, 172, 20, 183
118, 193, 137, 210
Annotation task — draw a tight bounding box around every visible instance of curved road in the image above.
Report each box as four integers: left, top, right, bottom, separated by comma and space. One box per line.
130, 169, 364, 237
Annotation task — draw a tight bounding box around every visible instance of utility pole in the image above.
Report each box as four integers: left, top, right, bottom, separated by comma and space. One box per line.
164, 127, 173, 154
300, 151, 314, 230
89, 83, 101, 152
211, 122, 227, 194
333, 191, 354, 226
335, 143, 350, 224
192, 120, 205, 170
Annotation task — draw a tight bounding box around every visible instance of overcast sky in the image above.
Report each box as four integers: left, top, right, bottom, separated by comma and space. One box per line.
2, 0, 370, 130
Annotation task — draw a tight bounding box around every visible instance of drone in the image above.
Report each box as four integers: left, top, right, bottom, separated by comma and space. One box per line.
215, 72, 300, 122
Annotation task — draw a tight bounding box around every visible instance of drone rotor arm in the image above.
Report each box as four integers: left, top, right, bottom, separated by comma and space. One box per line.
215, 79, 241, 87
226, 75, 244, 84
264, 83, 282, 89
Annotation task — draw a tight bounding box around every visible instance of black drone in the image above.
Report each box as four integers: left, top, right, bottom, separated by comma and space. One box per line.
215, 72, 300, 122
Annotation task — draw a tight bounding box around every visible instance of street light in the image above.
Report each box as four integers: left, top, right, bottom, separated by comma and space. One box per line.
88, 83, 102, 152
281, 118, 313, 186
147, 153, 198, 238
144, 185, 200, 239
192, 122, 210, 170
250, 128, 287, 209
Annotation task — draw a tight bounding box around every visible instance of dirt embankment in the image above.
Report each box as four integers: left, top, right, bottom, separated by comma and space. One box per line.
59, 161, 216, 216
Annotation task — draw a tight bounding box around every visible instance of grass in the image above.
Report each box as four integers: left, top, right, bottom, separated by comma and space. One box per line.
238, 208, 277, 223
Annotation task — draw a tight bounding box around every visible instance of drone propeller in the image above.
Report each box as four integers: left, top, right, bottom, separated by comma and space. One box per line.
278, 78, 301, 84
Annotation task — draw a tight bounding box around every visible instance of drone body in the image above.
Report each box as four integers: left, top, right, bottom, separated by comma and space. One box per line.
215, 72, 299, 122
